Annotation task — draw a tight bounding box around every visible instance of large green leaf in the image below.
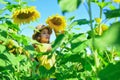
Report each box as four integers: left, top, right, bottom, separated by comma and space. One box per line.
10, 33, 30, 46
0, 53, 14, 72
58, 0, 81, 14
6, 20, 19, 31
98, 62, 120, 80
70, 33, 88, 53
52, 33, 65, 52
59, 53, 84, 64
95, 22, 120, 50
104, 9, 120, 18
70, 33, 87, 43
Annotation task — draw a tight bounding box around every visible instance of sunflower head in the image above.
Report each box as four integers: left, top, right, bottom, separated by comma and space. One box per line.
46, 14, 66, 32
12, 6, 40, 24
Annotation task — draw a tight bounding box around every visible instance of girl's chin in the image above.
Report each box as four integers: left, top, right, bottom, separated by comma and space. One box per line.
41, 40, 49, 43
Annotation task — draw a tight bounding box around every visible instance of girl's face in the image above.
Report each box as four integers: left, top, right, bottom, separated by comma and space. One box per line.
37, 28, 50, 43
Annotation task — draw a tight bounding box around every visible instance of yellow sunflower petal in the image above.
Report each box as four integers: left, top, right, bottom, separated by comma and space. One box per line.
113, 0, 120, 3
12, 6, 40, 24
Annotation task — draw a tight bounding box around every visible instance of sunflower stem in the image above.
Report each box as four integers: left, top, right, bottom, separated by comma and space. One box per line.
87, 0, 99, 76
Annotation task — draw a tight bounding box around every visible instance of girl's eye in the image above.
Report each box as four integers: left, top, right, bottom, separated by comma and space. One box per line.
43, 32, 47, 34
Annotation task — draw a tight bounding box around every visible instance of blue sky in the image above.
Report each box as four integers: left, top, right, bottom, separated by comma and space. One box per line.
0, 0, 117, 42
20, 0, 96, 42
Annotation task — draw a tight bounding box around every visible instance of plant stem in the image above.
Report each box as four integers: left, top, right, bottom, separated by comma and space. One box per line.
87, 0, 95, 52
100, 7, 102, 19
87, 0, 99, 74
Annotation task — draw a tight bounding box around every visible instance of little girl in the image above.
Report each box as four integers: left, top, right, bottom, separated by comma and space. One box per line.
32, 24, 56, 79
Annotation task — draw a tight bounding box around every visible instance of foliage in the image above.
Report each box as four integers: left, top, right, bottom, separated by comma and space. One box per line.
0, 0, 120, 80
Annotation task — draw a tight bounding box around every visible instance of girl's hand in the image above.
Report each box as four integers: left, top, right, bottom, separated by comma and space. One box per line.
47, 45, 52, 52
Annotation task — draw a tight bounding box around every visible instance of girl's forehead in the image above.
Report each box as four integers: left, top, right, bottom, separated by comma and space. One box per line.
41, 28, 49, 31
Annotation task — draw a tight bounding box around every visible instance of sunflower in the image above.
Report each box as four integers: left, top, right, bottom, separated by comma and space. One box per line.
12, 6, 40, 24
46, 14, 66, 32
113, 0, 120, 3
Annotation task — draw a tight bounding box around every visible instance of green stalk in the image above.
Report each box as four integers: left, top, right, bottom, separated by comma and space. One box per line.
87, 0, 99, 73
87, 0, 94, 53
100, 7, 102, 19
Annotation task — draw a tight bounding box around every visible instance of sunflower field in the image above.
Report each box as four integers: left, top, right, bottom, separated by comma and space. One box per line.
0, 0, 120, 80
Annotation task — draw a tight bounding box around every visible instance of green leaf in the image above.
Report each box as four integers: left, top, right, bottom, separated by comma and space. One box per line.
58, 0, 81, 14
70, 33, 87, 43
98, 62, 120, 80
0, 53, 9, 61
0, 31, 7, 40
39, 66, 55, 78
6, 3, 20, 11
52, 34, 65, 52
104, 9, 120, 18
0, 24, 8, 31
20, 35, 31, 46
95, 22, 120, 50
10, 33, 30, 46
0, 45, 6, 53
0, 58, 6, 67
6, 20, 19, 31
70, 33, 87, 53
73, 19, 94, 26
59, 53, 84, 64
67, 16, 75, 22
71, 41, 87, 53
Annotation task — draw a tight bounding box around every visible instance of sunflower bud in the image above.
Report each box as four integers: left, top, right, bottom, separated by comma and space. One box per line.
95, 18, 102, 23
95, 24, 108, 35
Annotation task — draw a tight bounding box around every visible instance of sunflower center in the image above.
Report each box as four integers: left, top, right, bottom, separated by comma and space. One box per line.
50, 17, 62, 25
17, 12, 34, 19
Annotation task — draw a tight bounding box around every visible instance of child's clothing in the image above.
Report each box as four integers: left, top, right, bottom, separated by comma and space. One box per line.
35, 43, 55, 70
